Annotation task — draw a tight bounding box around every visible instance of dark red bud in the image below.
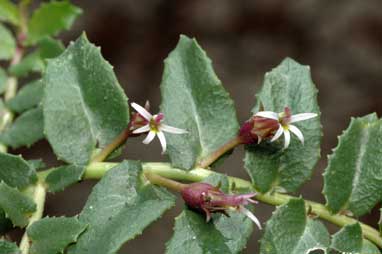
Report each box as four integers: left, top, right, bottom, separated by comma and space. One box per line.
181, 182, 257, 222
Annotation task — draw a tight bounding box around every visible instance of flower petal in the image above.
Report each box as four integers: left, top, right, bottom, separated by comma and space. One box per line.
132, 124, 150, 134
142, 131, 156, 144
157, 131, 167, 154
271, 124, 284, 142
289, 124, 304, 144
131, 102, 152, 120
255, 111, 279, 120
161, 124, 188, 134
290, 113, 317, 123
283, 129, 291, 149
239, 206, 262, 230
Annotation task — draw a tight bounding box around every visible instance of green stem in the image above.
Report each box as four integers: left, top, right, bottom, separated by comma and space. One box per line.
19, 182, 46, 254
81, 162, 382, 248
198, 136, 242, 168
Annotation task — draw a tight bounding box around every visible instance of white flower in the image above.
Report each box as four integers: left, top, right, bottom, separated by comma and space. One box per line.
255, 107, 317, 149
131, 102, 188, 153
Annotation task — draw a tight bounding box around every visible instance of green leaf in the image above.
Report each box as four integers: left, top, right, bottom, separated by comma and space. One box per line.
0, 208, 11, 234
0, 240, 20, 254
0, 182, 36, 227
0, 23, 15, 60
7, 80, 44, 113
160, 35, 239, 170
28, 159, 46, 171
260, 198, 330, 254
166, 209, 232, 254
43, 34, 129, 166
167, 173, 253, 254
68, 161, 175, 254
360, 240, 381, 254
9, 38, 64, 77
45, 164, 85, 192
330, 223, 362, 253
27, 216, 87, 254
0, 68, 7, 94
0, 0, 19, 25
27, 1, 82, 44
323, 114, 382, 216
0, 152, 36, 188
245, 58, 321, 193
0, 107, 44, 149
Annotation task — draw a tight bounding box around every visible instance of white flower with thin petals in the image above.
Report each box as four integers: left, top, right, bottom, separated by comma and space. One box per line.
131, 102, 187, 153
255, 107, 317, 149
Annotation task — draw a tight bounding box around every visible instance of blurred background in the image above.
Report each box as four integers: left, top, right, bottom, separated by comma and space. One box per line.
14, 0, 382, 253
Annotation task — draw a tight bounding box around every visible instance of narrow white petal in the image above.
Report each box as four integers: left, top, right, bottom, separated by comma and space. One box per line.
257, 136, 262, 144
142, 131, 156, 144
289, 124, 304, 144
255, 111, 279, 120
157, 131, 167, 154
161, 124, 188, 134
290, 113, 317, 123
131, 102, 152, 120
283, 129, 291, 149
271, 125, 284, 142
240, 206, 262, 230
132, 124, 150, 134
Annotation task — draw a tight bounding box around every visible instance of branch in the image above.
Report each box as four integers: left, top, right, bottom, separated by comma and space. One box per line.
19, 183, 47, 254
80, 162, 382, 248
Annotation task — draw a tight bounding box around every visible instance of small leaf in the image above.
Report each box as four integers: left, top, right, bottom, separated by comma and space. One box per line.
166, 209, 232, 254
260, 198, 330, 254
0, 107, 44, 149
0, 152, 36, 188
0, 0, 19, 25
27, 1, 82, 44
360, 240, 381, 254
160, 35, 239, 169
9, 38, 64, 77
27, 159, 46, 171
43, 34, 129, 166
0, 68, 7, 94
0, 182, 36, 227
245, 58, 321, 193
27, 216, 87, 254
323, 114, 382, 216
166, 174, 253, 254
7, 80, 44, 113
68, 161, 175, 254
0, 240, 20, 254
0, 23, 15, 60
45, 164, 85, 192
330, 223, 362, 253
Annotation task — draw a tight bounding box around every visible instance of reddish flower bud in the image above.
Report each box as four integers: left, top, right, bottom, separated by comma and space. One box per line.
239, 116, 280, 144
181, 182, 262, 229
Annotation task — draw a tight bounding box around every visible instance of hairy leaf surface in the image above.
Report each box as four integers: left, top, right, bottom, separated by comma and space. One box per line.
0, 152, 36, 188
0, 182, 36, 227
323, 114, 382, 216
160, 35, 239, 169
28, 216, 87, 254
69, 161, 175, 254
0, 107, 44, 148
43, 34, 129, 165
260, 198, 330, 254
245, 58, 321, 193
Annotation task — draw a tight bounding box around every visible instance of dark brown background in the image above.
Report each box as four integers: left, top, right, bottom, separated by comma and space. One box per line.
15, 0, 382, 253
